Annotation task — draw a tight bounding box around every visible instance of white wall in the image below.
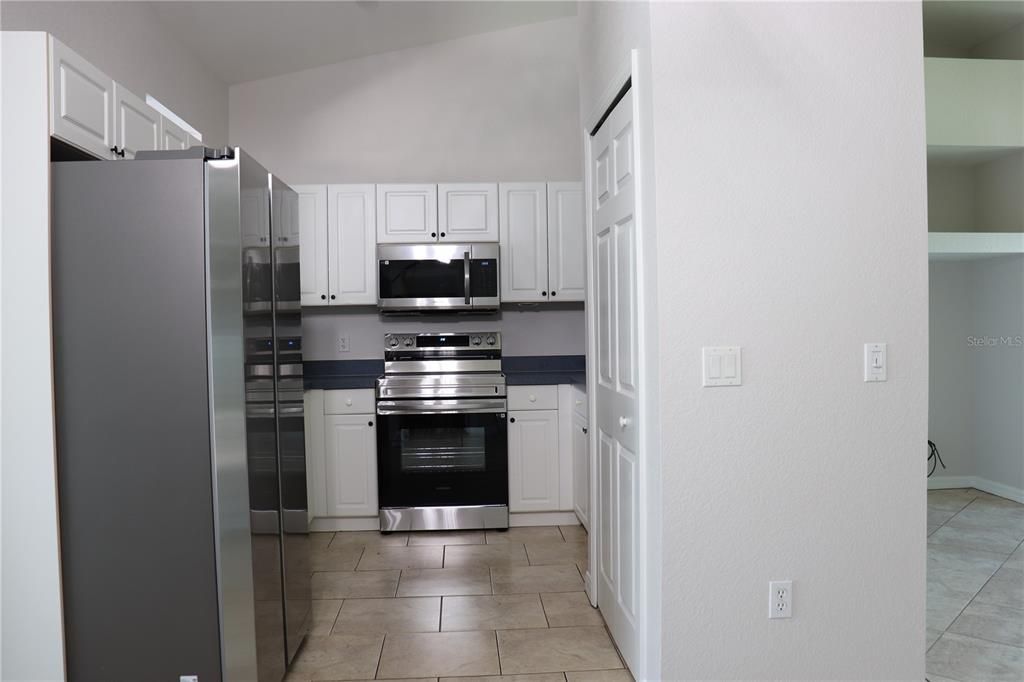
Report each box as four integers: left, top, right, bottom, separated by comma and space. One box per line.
576, 1, 651, 125
929, 260, 976, 479
0, 31, 67, 682
0, 2, 229, 144
647, 2, 928, 679
303, 306, 585, 361
229, 17, 581, 185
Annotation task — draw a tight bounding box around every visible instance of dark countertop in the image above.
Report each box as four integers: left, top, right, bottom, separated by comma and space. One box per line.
303, 355, 585, 390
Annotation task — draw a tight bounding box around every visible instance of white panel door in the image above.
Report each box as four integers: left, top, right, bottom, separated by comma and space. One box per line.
112, 83, 159, 159
376, 184, 437, 243
49, 37, 114, 158
547, 182, 586, 302
591, 87, 640, 670
324, 414, 378, 517
508, 410, 560, 512
328, 184, 377, 305
499, 182, 549, 302
572, 410, 590, 531
160, 116, 189, 150
294, 185, 328, 306
439, 183, 499, 242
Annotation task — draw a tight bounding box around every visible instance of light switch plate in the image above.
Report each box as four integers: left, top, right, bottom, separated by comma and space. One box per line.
702, 346, 742, 387
864, 342, 886, 382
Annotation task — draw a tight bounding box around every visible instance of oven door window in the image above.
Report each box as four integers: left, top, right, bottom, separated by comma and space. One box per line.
379, 259, 466, 299
378, 412, 508, 508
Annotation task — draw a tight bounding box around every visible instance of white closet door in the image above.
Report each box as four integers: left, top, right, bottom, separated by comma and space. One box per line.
49, 37, 114, 158
376, 184, 437, 243
547, 182, 586, 302
294, 185, 329, 306
112, 83, 159, 159
328, 184, 377, 305
439, 183, 499, 242
499, 182, 549, 302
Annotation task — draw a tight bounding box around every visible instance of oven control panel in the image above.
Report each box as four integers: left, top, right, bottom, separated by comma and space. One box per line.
384, 332, 501, 351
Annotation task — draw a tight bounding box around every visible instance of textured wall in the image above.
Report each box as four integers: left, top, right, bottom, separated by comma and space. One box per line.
229, 17, 581, 186
648, 2, 928, 678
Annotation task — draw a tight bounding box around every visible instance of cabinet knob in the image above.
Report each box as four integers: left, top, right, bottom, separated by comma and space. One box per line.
345, 398, 353, 406
541, 291, 548, 297
440, 232, 446, 238
321, 294, 327, 300
550, 291, 557, 297
330, 294, 336, 300
529, 394, 536, 402
582, 427, 588, 434
431, 232, 437, 238
368, 420, 374, 427
509, 417, 516, 423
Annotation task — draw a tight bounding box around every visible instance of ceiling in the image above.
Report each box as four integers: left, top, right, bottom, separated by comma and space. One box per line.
150, 1, 577, 85
923, 0, 1024, 54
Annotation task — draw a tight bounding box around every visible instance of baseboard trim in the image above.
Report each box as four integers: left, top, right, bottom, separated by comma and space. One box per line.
928, 475, 1024, 504
310, 511, 582, 532
510, 511, 580, 527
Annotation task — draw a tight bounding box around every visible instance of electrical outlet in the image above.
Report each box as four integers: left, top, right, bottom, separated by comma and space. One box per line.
769, 580, 792, 619
179, 676, 199, 682
339, 335, 350, 353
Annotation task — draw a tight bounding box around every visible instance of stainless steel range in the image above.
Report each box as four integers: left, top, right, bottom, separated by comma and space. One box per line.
376, 332, 509, 531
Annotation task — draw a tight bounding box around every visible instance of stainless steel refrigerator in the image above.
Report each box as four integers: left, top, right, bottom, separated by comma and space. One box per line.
51, 147, 309, 682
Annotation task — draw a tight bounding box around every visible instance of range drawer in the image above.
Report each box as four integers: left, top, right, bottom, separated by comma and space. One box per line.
507, 385, 558, 411
324, 389, 375, 415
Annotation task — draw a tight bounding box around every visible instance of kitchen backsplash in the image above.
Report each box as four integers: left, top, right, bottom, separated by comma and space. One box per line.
302, 304, 586, 360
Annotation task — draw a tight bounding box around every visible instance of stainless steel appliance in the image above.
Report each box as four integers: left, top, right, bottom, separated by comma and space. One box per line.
377, 243, 500, 312
376, 332, 509, 530
50, 147, 309, 682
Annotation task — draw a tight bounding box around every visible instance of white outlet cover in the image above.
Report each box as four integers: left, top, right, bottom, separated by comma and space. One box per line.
702, 346, 742, 387
769, 580, 792, 619
339, 335, 350, 353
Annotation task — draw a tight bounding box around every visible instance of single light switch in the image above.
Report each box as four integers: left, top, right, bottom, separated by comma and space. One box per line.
864, 342, 886, 382
703, 346, 742, 387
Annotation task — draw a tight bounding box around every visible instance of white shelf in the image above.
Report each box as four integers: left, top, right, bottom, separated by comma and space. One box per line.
928, 232, 1024, 260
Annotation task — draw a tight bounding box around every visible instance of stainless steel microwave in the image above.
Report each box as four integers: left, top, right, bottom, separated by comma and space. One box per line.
377, 243, 499, 313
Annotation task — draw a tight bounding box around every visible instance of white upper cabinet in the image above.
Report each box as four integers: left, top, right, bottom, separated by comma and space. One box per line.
376, 184, 438, 243
112, 83, 159, 159
439, 183, 499, 242
294, 185, 329, 306
328, 184, 377, 305
49, 37, 115, 159
240, 187, 269, 248
160, 116, 190, 150
279, 187, 301, 245
499, 182, 549, 302
546, 182, 585, 302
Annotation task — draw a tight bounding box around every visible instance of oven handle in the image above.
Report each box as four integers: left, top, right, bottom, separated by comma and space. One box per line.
376, 398, 507, 415
463, 250, 471, 305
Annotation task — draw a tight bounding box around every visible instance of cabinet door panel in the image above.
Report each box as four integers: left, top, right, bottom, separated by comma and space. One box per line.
499, 183, 549, 302
508, 410, 559, 512
49, 37, 114, 158
294, 185, 329, 306
572, 411, 590, 530
328, 184, 377, 305
113, 83, 159, 159
324, 414, 378, 517
160, 116, 189, 150
305, 390, 327, 518
439, 183, 498, 242
547, 182, 585, 302
376, 184, 437, 243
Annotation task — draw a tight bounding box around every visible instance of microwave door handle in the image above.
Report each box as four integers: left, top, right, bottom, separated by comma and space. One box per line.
463, 251, 471, 305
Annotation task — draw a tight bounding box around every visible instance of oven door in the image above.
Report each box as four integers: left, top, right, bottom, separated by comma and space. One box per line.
376, 398, 508, 508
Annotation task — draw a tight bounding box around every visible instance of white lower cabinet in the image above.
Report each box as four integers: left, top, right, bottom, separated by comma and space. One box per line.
507, 408, 560, 512
324, 414, 378, 517
571, 410, 590, 530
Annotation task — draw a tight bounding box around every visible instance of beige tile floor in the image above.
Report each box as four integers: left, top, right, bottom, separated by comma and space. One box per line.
288, 525, 633, 682
926, 489, 1024, 682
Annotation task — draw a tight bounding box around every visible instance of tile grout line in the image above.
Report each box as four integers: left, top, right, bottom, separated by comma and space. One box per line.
941, 629, 1024, 653
373, 632, 385, 681
538, 592, 551, 628
495, 629, 502, 676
